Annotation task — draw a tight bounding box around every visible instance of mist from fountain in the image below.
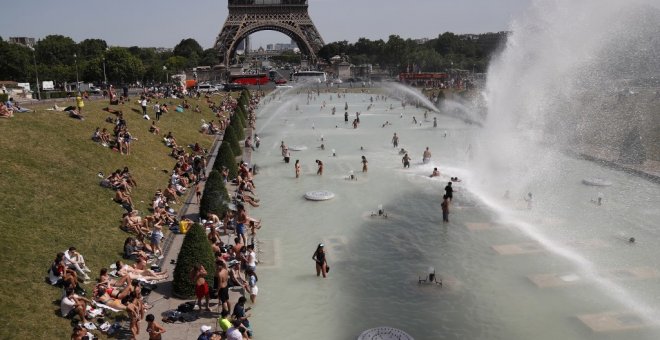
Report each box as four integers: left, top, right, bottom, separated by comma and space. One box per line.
469, 0, 660, 323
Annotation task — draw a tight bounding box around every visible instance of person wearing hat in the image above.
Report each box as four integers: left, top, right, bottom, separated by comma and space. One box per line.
197, 324, 214, 340
312, 243, 328, 278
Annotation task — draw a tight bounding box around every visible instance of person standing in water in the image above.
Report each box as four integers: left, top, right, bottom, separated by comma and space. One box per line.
361, 156, 368, 173
441, 195, 450, 223
402, 153, 411, 168
524, 192, 533, 210
433, 117, 437, 128
344, 111, 349, 123
316, 160, 323, 175
392, 133, 399, 148
444, 182, 453, 202
312, 243, 328, 278
294, 159, 301, 178
423, 147, 432, 164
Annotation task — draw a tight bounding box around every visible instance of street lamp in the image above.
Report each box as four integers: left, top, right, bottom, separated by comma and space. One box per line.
163, 66, 168, 84
30, 47, 40, 100
74, 53, 80, 94
102, 57, 107, 85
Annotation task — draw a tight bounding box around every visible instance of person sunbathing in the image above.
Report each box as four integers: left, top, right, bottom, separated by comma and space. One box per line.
98, 268, 130, 287
93, 283, 128, 310
149, 121, 160, 135
164, 184, 180, 204
122, 211, 149, 236
116, 260, 169, 281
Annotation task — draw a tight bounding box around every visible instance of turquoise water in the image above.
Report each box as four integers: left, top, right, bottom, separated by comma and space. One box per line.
246, 89, 660, 340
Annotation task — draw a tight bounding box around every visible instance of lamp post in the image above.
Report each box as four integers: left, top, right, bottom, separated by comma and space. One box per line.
163, 66, 168, 84
30, 47, 40, 100
74, 53, 80, 94
102, 57, 107, 85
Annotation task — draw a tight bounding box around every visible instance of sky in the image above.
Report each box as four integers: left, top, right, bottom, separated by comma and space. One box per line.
0, 0, 533, 49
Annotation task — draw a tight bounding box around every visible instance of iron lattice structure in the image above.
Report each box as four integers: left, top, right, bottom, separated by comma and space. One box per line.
214, 0, 325, 66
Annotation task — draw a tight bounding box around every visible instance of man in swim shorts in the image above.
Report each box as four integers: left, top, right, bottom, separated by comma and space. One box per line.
423, 147, 432, 164
191, 264, 210, 311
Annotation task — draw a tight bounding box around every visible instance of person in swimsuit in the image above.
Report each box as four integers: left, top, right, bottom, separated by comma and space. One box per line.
430, 168, 441, 177
295, 159, 301, 178
312, 243, 328, 278
344, 111, 349, 123
191, 264, 210, 311
361, 156, 368, 173
402, 153, 411, 168
216, 259, 231, 313
236, 205, 248, 245
316, 160, 323, 175
441, 195, 450, 223
146, 313, 166, 340
392, 133, 399, 148
422, 147, 432, 164
444, 182, 453, 202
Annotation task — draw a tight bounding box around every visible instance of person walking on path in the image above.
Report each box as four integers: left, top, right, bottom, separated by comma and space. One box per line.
312, 243, 328, 278
441, 195, 450, 223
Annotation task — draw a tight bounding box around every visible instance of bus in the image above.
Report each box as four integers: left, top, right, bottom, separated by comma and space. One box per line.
229, 74, 269, 86
290, 71, 327, 83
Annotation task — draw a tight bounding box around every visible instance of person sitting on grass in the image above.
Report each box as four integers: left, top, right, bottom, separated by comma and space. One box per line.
164, 184, 180, 204
164, 131, 177, 148
66, 107, 84, 120
121, 167, 138, 189
48, 252, 78, 286
115, 187, 134, 210
100, 128, 111, 146
149, 120, 160, 135
123, 237, 151, 262
0, 102, 14, 118
60, 288, 92, 323
63, 247, 92, 281
92, 127, 102, 143
122, 211, 150, 236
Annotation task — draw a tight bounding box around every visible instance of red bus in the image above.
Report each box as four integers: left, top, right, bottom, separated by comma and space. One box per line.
230, 74, 269, 85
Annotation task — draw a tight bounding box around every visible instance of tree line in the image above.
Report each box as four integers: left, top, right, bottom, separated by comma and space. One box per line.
0, 31, 506, 86
318, 32, 507, 73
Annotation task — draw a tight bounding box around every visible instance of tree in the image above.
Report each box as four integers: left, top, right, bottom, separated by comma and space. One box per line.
0, 40, 32, 81
224, 127, 242, 156
199, 170, 229, 218
77, 39, 107, 59
172, 224, 216, 298
174, 38, 203, 68
165, 56, 187, 73
35, 35, 77, 66
105, 47, 145, 83
199, 48, 219, 66
215, 142, 238, 179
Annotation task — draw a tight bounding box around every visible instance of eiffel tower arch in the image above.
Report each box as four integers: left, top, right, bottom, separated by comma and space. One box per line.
214, 0, 325, 67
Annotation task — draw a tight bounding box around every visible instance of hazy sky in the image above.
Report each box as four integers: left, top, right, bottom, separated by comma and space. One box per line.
1, 0, 532, 49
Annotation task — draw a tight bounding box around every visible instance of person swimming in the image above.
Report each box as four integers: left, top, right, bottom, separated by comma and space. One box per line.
430, 168, 440, 177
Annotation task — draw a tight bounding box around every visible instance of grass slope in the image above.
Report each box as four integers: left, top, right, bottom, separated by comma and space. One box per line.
0, 95, 224, 339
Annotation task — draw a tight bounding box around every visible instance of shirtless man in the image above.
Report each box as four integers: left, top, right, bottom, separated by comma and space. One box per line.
191, 264, 210, 311
402, 153, 411, 168
430, 167, 441, 177
216, 260, 231, 313
236, 205, 248, 245
392, 133, 399, 148
294, 160, 301, 178
422, 147, 432, 164
207, 212, 221, 230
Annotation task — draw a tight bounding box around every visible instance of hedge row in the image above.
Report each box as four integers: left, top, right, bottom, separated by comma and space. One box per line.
172, 223, 216, 298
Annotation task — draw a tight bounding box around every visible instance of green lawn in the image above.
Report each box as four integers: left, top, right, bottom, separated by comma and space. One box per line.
0, 94, 225, 339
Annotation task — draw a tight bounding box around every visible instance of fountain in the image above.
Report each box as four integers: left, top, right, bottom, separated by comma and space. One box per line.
247, 1, 660, 339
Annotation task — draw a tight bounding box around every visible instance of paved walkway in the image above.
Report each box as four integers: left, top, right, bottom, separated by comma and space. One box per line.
135, 127, 255, 339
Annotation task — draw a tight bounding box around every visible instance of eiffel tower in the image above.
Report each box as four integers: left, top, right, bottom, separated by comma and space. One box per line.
214, 0, 325, 66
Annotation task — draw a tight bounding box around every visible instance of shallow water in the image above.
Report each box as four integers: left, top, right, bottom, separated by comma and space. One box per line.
247, 91, 660, 340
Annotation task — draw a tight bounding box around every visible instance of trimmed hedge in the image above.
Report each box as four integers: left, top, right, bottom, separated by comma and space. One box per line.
172, 223, 216, 298
224, 126, 242, 156
215, 142, 238, 179
199, 170, 229, 218
229, 113, 244, 141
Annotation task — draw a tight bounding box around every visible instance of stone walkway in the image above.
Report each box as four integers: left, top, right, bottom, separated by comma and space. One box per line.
134, 127, 255, 339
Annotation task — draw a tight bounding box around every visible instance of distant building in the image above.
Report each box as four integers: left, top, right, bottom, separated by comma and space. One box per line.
414, 38, 430, 45
9, 37, 35, 48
